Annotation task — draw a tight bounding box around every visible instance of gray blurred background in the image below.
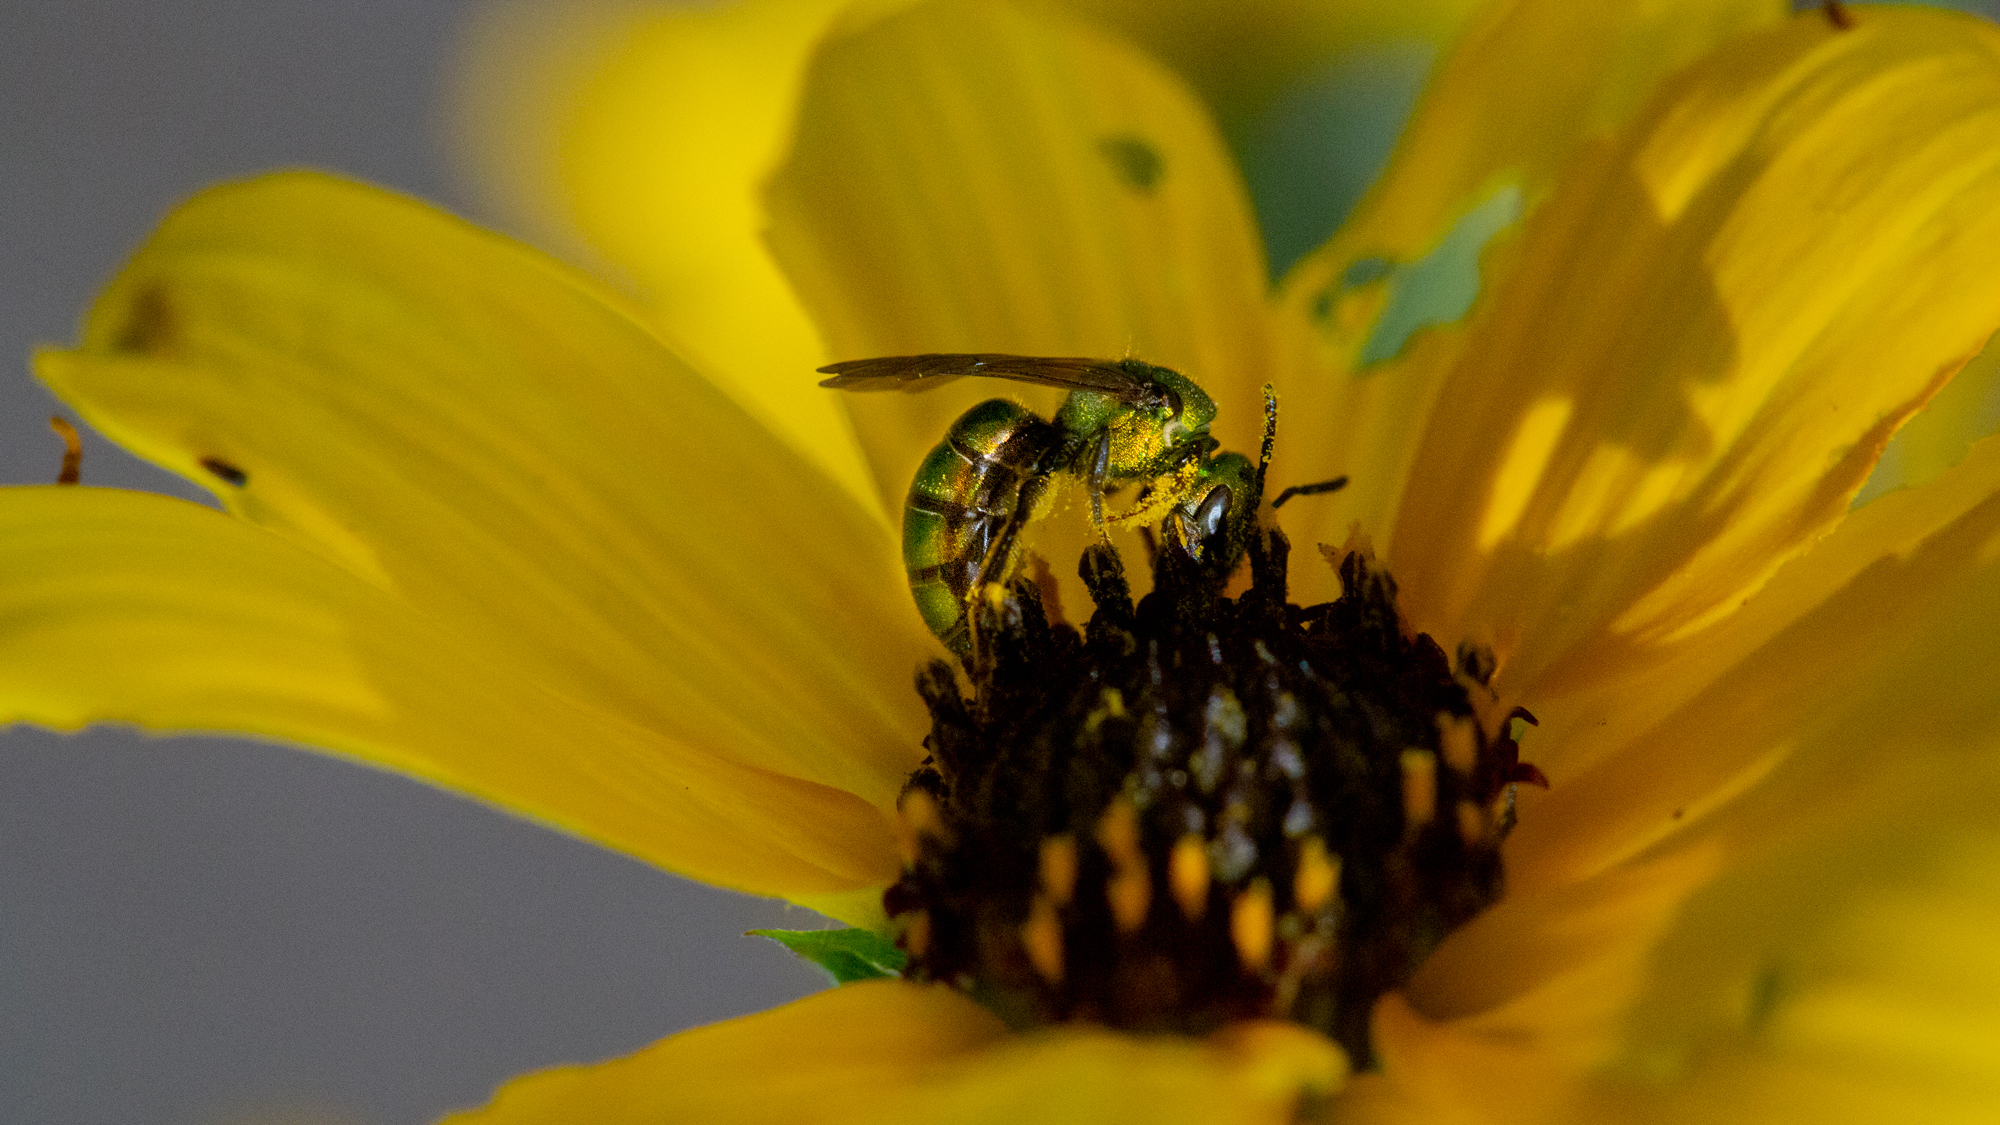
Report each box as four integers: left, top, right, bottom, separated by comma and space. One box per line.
0, 4, 833, 1124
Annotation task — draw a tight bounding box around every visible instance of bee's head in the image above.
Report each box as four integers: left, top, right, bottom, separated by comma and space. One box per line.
1136, 363, 1218, 442
1171, 452, 1256, 571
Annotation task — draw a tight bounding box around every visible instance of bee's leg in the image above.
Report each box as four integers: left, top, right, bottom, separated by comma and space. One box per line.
1109, 460, 1202, 529
1086, 430, 1113, 544
965, 472, 1052, 665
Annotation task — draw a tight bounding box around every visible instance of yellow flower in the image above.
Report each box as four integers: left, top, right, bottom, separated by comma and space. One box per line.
13, 1, 2000, 1122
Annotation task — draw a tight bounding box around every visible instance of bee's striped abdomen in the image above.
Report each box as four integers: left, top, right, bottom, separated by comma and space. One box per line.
903, 398, 1063, 651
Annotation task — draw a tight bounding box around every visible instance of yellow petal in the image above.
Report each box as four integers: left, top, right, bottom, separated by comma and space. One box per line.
448, 0, 880, 512
1330, 847, 1721, 1125
1379, 10, 2000, 689
1861, 326, 2000, 499
38, 172, 928, 815
765, 0, 1276, 509
1268, 0, 1788, 574
1522, 426, 2000, 789
1568, 750, 2000, 1122
1508, 431, 2000, 900
447, 978, 1344, 1125
1320, 0, 1789, 272
0, 486, 898, 906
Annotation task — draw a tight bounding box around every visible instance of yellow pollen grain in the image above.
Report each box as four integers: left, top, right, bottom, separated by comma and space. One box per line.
1107, 863, 1152, 934
1293, 837, 1339, 914
1437, 712, 1478, 773
1457, 800, 1488, 846
1169, 834, 1210, 921
1020, 895, 1065, 984
1478, 396, 1572, 550
896, 789, 942, 867
1040, 834, 1079, 907
1401, 749, 1437, 830
1096, 798, 1141, 866
901, 909, 931, 960
1231, 879, 1275, 974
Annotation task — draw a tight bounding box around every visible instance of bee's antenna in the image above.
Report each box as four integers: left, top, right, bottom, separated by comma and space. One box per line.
1254, 384, 1278, 511
1271, 477, 1349, 509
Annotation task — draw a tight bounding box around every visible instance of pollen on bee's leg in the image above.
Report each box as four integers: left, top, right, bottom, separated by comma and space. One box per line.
1169, 834, 1211, 921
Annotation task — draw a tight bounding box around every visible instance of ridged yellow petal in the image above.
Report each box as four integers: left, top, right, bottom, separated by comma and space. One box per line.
38, 172, 928, 816
1509, 431, 2000, 899
0, 487, 898, 906
1379, 10, 2000, 689
765, 0, 1275, 510
449, 0, 879, 512
1522, 427, 2000, 789
1269, 0, 1786, 565
446, 979, 1343, 1124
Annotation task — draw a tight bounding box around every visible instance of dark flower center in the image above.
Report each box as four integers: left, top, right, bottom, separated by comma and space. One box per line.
883, 531, 1542, 1067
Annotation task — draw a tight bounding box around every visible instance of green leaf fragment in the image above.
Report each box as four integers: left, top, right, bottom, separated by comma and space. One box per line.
750, 926, 907, 985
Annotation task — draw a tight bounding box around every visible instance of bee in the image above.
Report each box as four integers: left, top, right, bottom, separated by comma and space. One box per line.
819, 353, 1265, 653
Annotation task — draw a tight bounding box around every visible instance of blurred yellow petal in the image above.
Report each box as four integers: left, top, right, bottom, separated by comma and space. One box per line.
38, 172, 927, 814
449, 0, 880, 512
448, 978, 1343, 1125
1269, 0, 1787, 565
1036, 0, 1478, 124
0, 487, 898, 906
1377, 10, 2000, 692
1569, 743, 2000, 1122
1328, 846, 1721, 1125
765, 0, 1275, 508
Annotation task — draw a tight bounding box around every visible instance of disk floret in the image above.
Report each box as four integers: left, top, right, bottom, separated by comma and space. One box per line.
883, 532, 1541, 1066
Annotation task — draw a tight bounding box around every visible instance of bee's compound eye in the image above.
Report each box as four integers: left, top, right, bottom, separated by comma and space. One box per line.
1194, 485, 1232, 541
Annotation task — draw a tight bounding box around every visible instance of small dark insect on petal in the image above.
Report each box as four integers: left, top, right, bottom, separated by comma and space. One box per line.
198, 456, 249, 488
48, 417, 82, 485
1821, 0, 1853, 30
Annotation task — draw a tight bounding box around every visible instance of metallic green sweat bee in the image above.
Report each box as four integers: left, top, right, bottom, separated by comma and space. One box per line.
819, 353, 1264, 654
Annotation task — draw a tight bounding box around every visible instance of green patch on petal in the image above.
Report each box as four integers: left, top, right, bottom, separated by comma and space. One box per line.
751, 927, 907, 985
1355, 182, 1522, 368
